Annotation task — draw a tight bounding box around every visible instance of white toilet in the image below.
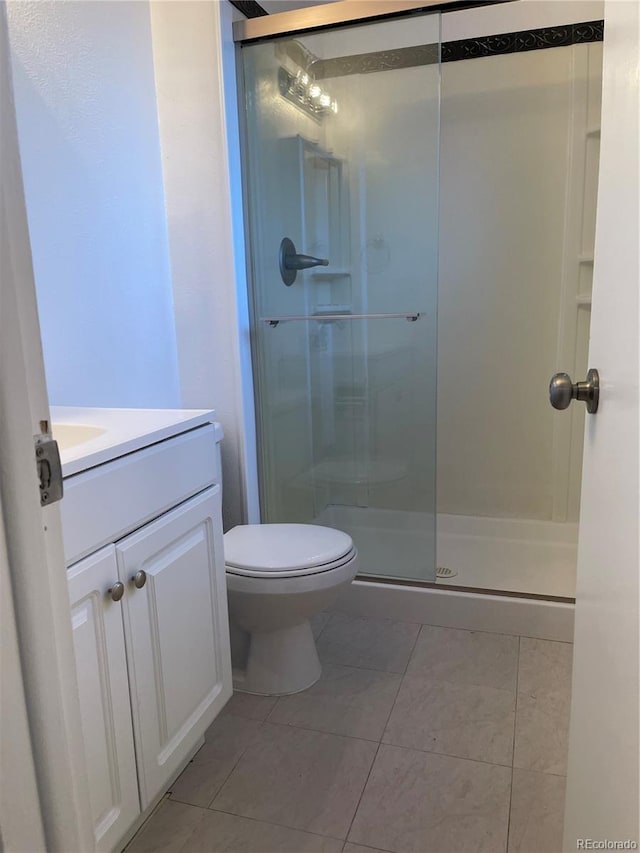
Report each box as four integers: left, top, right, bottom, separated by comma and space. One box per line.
224, 523, 359, 696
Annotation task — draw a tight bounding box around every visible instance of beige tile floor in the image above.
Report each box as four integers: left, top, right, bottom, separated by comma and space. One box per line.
126, 613, 573, 853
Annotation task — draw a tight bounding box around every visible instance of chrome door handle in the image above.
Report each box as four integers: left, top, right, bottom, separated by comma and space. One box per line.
549, 368, 599, 413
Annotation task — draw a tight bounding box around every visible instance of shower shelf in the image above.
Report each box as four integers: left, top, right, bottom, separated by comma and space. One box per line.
578, 253, 594, 264
310, 268, 351, 279
586, 126, 601, 138
576, 295, 592, 306
261, 312, 421, 327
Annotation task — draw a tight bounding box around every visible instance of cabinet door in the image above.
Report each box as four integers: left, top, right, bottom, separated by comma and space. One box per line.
117, 486, 232, 808
67, 545, 140, 853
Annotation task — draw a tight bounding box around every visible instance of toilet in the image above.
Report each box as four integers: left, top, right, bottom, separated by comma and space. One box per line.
224, 523, 359, 696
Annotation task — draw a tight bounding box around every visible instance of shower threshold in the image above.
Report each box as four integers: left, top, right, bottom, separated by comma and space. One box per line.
313, 505, 577, 599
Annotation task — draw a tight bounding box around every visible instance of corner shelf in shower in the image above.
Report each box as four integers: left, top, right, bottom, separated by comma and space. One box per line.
310, 268, 351, 279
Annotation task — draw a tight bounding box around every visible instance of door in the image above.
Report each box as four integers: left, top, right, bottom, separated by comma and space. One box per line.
117, 487, 232, 808
0, 7, 93, 850
563, 1, 639, 847
67, 545, 140, 852
240, 12, 440, 583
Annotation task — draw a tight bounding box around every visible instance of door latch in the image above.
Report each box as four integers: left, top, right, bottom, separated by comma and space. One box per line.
35, 436, 64, 506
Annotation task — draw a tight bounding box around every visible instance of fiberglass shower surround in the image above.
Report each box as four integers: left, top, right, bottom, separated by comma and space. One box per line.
237, 4, 602, 599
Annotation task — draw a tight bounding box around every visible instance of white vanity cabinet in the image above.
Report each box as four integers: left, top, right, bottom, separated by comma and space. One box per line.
117, 486, 228, 809
63, 418, 231, 853
68, 546, 140, 853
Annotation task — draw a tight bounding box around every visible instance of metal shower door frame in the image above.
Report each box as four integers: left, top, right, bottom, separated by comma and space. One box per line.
233, 0, 512, 44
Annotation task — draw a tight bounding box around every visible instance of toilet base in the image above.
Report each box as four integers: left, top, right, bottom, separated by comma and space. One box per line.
232, 619, 321, 696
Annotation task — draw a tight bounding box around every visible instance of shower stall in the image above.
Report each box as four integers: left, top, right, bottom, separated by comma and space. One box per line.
235, 1, 603, 600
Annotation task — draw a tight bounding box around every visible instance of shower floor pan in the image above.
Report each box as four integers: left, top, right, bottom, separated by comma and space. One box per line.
314, 505, 577, 599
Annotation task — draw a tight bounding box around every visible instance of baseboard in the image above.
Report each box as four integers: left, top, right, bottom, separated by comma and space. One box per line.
334, 579, 575, 642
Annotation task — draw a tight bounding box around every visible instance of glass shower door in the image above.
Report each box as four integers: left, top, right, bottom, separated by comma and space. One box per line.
240, 12, 440, 582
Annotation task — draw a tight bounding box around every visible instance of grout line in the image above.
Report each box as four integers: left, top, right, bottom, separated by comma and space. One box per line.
403, 623, 423, 675
123, 794, 179, 851
202, 803, 346, 844
379, 658, 408, 740
344, 741, 382, 845
517, 633, 573, 645
317, 656, 411, 677
506, 635, 522, 851
343, 837, 397, 853
205, 720, 267, 808
510, 766, 568, 779
170, 717, 267, 810
261, 716, 383, 744
251, 685, 519, 770
375, 739, 516, 770
264, 696, 280, 724
313, 611, 332, 642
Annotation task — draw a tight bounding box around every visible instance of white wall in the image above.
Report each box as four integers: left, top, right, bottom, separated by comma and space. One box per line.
8, 0, 259, 530
149, 0, 257, 529
7, 1, 181, 409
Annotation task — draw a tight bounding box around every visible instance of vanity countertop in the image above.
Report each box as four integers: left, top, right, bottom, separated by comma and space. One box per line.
51, 406, 220, 477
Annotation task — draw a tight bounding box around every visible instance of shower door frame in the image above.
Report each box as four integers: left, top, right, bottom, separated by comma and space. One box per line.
234, 0, 446, 553
233, 0, 513, 43
236, 0, 585, 602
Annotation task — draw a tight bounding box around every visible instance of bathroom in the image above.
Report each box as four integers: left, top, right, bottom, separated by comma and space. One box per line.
0, 0, 637, 852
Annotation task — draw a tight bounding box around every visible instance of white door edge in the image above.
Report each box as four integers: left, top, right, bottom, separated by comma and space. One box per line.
0, 7, 94, 851
563, 0, 640, 847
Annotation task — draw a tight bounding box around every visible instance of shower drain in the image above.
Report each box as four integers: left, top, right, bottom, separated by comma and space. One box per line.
436, 566, 458, 579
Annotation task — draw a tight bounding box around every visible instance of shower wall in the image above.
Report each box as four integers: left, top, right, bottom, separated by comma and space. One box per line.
437, 40, 603, 524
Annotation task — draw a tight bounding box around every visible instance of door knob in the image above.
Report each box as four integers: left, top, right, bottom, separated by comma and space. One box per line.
549, 368, 599, 413
108, 582, 125, 602
132, 570, 147, 589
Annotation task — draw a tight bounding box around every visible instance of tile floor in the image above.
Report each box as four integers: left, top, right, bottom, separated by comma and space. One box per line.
126, 612, 573, 853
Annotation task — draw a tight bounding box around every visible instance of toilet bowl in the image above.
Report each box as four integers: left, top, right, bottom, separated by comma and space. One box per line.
224, 523, 359, 696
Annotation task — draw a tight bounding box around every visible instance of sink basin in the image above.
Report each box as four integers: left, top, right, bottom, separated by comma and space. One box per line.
53, 423, 107, 451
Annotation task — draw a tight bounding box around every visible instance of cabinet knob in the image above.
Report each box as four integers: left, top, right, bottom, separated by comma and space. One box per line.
132, 570, 147, 589
108, 582, 125, 602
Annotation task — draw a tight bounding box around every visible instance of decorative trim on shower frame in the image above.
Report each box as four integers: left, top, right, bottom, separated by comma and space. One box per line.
229, 0, 268, 20
442, 19, 604, 62
266, 19, 604, 86
309, 21, 604, 80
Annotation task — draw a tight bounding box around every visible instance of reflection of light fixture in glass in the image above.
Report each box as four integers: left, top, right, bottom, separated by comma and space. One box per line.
278, 67, 338, 121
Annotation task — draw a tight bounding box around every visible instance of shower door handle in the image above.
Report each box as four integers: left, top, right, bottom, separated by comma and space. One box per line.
280, 237, 328, 285
549, 369, 599, 413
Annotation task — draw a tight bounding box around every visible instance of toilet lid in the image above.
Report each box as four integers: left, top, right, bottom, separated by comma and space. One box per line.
224, 524, 354, 574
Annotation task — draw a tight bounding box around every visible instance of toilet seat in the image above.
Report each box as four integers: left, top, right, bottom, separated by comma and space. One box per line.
224, 523, 355, 579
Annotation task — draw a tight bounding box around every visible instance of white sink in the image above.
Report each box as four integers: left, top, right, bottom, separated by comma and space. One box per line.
53, 423, 107, 451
